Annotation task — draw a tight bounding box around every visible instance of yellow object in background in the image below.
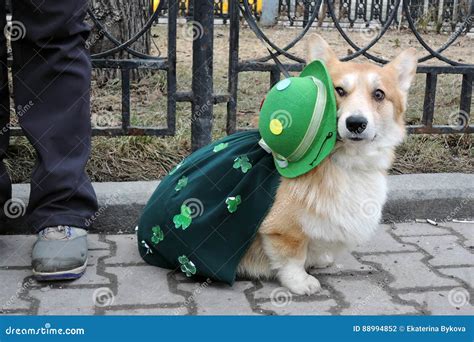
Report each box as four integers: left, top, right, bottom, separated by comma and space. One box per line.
152, 0, 159, 13
222, 1, 262, 14
152, 0, 262, 15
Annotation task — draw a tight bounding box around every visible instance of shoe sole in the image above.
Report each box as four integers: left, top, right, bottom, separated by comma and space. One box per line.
33, 259, 88, 281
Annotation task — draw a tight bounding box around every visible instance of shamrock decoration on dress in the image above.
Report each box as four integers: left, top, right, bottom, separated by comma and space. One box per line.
151, 225, 164, 245
225, 195, 242, 213
178, 255, 196, 277
175, 176, 188, 192
213, 142, 228, 153
141, 240, 153, 256
168, 161, 183, 176
173, 204, 193, 230
233, 155, 252, 173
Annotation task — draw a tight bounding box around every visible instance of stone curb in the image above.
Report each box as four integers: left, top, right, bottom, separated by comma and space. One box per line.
2, 173, 473, 234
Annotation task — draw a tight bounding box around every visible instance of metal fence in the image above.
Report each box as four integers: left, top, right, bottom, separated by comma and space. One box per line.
278, 0, 473, 29
87, 1, 177, 138
227, 0, 473, 139
154, 0, 472, 30
7, 0, 474, 149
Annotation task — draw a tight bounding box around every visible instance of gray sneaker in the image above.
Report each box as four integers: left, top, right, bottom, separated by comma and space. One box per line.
32, 226, 88, 281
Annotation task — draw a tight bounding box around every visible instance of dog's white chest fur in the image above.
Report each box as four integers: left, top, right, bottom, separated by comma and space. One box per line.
299, 164, 387, 247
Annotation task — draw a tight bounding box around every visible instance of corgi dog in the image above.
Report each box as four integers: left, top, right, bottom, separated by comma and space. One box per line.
236, 35, 417, 295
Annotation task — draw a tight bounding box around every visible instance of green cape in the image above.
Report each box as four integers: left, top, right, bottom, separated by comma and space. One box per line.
137, 130, 280, 284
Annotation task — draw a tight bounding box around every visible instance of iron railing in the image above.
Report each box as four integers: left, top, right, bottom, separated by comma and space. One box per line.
6, 0, 474, 149
227, 0, 473, 139
154, 0, 471, 30
279, 0, 473, 29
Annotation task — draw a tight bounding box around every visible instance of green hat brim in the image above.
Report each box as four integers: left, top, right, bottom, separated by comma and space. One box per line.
275, 60, 337, 178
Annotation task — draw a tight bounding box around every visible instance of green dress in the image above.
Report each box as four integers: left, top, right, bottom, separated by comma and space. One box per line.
137, 130, 281, 285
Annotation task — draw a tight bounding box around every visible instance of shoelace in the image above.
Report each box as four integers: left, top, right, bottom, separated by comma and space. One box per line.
41, 225, 72, 240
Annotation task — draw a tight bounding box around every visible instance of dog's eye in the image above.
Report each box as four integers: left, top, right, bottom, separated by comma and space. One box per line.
373, 89, 385, 101
335, 87, 346, 97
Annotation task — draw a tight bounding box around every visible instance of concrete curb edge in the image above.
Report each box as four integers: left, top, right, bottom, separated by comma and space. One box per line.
2, 173, 473, 234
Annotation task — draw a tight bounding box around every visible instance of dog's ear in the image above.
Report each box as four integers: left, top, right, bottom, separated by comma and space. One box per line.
306, 34, 338, 66
385, 48, 418, 93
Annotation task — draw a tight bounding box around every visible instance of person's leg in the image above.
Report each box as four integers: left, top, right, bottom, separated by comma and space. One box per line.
11, 0, 98, 280
11, 0, 98, 231
0, 0, 12, 225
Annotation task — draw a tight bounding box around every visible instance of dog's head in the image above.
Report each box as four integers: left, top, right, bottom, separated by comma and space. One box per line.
307, 35, 417, 150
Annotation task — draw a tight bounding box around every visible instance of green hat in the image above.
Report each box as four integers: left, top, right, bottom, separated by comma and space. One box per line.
258, 60, 337, 178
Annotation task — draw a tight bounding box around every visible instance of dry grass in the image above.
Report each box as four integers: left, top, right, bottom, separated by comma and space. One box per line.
5, 26, 473, 183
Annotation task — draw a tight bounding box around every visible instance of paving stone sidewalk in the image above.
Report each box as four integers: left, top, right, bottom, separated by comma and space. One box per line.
1, 222, 472, 315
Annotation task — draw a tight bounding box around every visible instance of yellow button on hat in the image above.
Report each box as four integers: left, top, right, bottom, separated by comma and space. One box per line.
269, 118, 283, 135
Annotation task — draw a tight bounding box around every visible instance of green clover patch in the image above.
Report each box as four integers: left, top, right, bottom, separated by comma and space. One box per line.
175, 176, 188, 192
173, 204, 193, 230
233, 155, 252, 173
178, 255, 196, 277
225, 195, 242, 213
141, 240, 153, 255
213, 142, 229, 152
151, 225, 164, 245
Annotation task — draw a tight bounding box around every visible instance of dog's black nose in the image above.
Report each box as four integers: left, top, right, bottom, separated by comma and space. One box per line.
346, 116, 368, 133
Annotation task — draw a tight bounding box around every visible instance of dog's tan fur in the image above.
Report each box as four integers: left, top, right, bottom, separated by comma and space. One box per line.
237, 35, 417, 295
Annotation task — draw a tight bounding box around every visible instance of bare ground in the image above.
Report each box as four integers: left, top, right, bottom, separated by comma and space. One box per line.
5, 26, 473, 183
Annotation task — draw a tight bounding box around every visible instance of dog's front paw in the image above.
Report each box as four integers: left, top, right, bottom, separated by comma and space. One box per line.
282, 274, 321, 295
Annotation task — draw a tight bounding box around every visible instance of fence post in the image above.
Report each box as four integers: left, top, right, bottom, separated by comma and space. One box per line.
227, 0, 240, 134
167, 0, 177, 135
191, 0, 214, 150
